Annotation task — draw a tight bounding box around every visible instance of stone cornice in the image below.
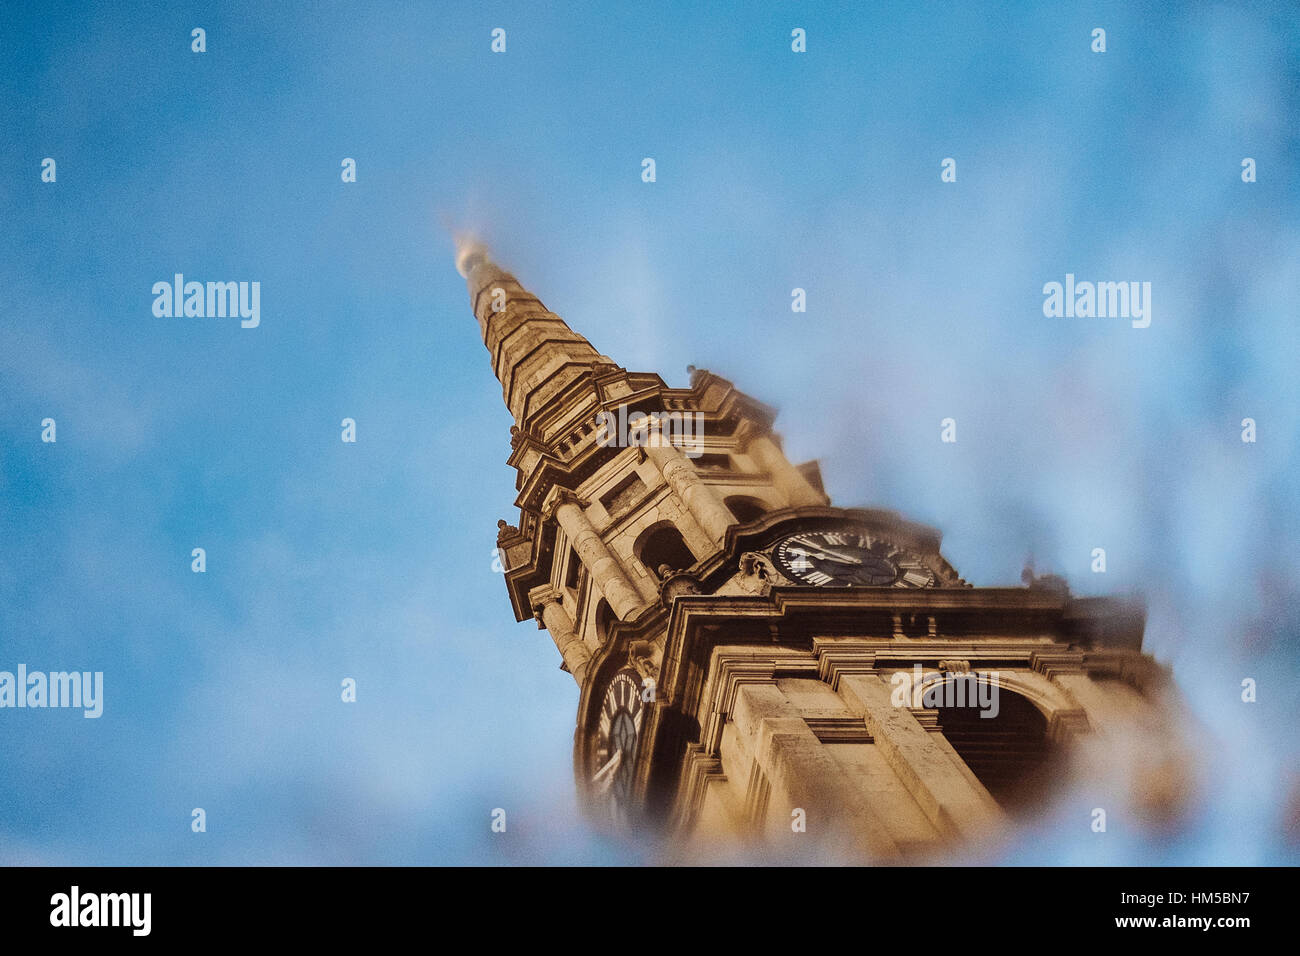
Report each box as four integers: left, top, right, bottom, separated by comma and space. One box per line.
815, 646, 878, 689
657, 587, 1077, 709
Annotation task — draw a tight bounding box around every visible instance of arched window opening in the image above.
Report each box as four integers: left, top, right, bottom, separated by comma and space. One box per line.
934, 682, 1062, 814
634, 522, 697, 579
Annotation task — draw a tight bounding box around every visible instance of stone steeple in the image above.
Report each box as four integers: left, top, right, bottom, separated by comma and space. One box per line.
456, 237, 613, 429
460, 238, 831, 643
457, 240, 1183, 858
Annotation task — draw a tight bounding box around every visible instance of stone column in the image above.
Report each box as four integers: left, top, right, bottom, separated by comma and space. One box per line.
741, 428, 828, 507
532, 587, 592, 687
549, 492, 644, 620
644, 442, 735, 546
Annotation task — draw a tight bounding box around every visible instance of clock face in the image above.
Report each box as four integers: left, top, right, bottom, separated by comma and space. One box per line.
592, 669, 646, 821
772, 530, 937, 588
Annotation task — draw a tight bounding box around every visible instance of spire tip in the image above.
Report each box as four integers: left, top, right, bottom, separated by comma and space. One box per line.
454, 235, 490, 278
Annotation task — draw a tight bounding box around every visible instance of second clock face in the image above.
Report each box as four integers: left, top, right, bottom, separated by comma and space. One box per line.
772, 530, 937, 588
592, 669, 646, 821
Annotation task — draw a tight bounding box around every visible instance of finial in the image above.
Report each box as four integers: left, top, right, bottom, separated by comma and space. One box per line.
454, 235, 490, 278
1021, 561, 1035, 586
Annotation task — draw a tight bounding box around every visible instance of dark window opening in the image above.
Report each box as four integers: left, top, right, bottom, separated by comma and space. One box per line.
564, 547, 582, 591
595, 600, 616, 645
692, 453, 731, 471
724, 496, 768, 524
635, 522, 697, 578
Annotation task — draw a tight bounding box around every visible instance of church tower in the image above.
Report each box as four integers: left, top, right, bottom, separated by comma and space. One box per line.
459, 240, 1184, 861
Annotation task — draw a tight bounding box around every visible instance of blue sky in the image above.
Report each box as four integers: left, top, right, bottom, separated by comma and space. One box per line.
1, 1, 1297, 864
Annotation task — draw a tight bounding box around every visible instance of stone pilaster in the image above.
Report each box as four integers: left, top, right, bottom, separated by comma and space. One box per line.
832, 672, 1005, 841
729, 680, 903, 859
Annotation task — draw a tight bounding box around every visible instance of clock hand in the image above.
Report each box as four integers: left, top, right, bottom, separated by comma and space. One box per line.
591, 750, 623, 792
790, 545, 863, 565
816, 545, 867, 564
